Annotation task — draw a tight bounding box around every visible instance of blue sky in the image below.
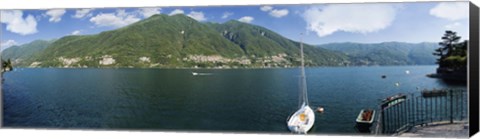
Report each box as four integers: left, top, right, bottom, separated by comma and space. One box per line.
0, 1, 470, 50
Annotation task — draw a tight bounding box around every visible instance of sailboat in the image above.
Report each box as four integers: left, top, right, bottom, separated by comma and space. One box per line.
287, 34, 315, 134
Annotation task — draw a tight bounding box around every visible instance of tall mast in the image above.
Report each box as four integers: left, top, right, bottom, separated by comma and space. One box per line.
300, 33, 308, 106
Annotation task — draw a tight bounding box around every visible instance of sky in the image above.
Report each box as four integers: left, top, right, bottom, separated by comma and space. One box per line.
0, 1, 470, 51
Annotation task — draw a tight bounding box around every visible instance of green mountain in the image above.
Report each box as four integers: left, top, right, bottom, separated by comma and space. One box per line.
2, 14, 438, 68
1, 40, 54, 66
3, 14, 348, 68
33, 14, 248, 68
207, 20, 349, 67
318, 42, 440, 65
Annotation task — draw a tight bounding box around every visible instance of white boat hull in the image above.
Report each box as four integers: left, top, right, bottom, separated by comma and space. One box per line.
287, 105, 315, 134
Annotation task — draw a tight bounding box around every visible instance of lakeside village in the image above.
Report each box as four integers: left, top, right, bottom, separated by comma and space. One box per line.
25, 53, 294, 69
1, 30, 467, 80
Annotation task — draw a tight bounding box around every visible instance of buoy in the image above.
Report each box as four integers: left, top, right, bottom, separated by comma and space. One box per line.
316, 107, 324, 113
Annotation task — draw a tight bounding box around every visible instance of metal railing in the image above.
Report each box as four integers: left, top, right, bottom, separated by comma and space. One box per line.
376, 89, 468, 134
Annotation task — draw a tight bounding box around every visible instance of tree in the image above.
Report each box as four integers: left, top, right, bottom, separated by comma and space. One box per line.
434, 30, 462, 68
433, 47, 444, 64
439, 30, 461, 55
2, 59, 13, 72
453, 40, 468, 57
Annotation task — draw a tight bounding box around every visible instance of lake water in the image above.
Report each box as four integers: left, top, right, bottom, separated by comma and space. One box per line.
2, 66, 466, 134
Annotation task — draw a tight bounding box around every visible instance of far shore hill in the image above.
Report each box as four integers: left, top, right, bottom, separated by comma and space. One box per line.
2, 14, 440, 69
5, 64, 440, 70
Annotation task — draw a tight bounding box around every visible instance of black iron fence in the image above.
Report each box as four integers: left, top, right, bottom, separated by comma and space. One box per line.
376, 89, 468, 134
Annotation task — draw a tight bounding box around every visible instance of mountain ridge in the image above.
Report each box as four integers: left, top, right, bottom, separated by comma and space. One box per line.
317, 41, 440, 65
1, 14, 438, 68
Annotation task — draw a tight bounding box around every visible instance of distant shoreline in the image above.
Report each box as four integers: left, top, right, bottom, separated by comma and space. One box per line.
10, 65, 438, 70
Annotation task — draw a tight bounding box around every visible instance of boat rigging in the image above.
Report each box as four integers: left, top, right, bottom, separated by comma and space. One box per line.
286, 33, 315, 134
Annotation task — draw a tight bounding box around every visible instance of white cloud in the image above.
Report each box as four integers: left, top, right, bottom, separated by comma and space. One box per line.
73, 9, 93, 18
430, 2, 468, 21
139, 8, 161, 18
1, 40, 18, 51
260, 6, 273, 12
71, 30, 81, 35
222, 12, 233, 19
167, 9, 205, 21
238, 16, 254, 23
89, 9, 141, 28
445, 22, 462, 29
45, 9, 66, 22
169, 9, 184, 16
260, 6, 289, 18
302, 4, 397, 37
269, 9, 289, 18
0, 10, 38, 35
116, 9, 128, 17
187, 11, 206, 21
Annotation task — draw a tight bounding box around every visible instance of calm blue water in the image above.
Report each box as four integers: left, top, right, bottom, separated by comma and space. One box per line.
2, 66, 465, 134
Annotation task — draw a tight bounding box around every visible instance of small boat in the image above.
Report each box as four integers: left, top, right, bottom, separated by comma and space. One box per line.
381, 94, 407, 109
316, 107, 324, 113
287, 34, 315, 134
287, 105, 315, 134
192, 72, 212, 76
355, 109, 375, 133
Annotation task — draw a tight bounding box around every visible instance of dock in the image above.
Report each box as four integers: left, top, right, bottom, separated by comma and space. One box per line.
397, 121, 468, 138
421, 88, 448, 97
